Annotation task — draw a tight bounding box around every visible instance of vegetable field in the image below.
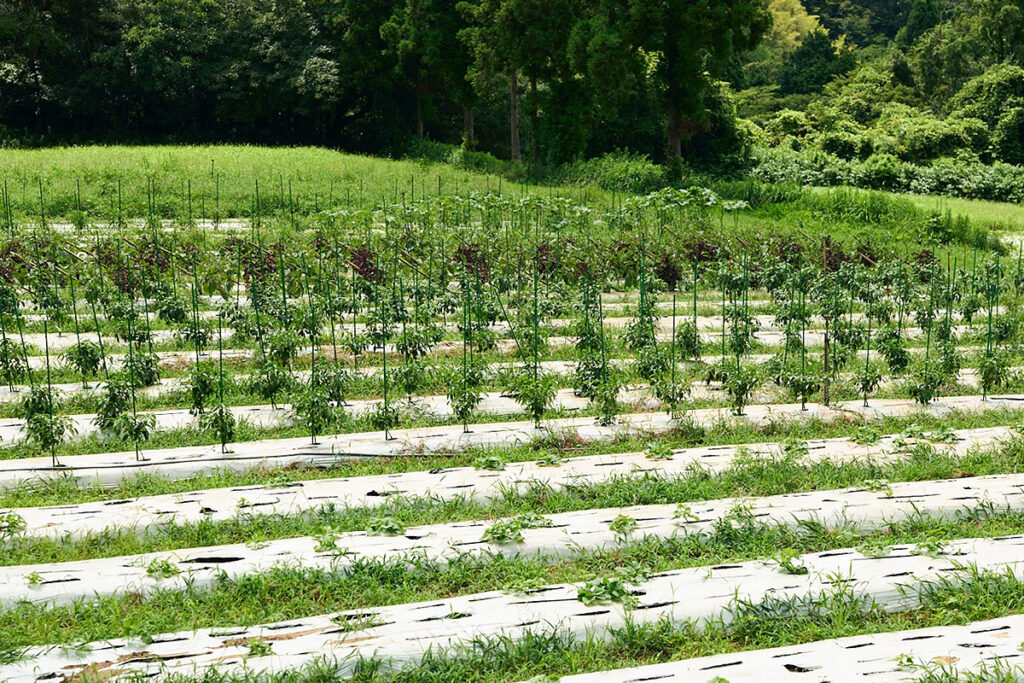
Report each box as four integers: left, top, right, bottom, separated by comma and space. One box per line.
4, 151, 1024, 682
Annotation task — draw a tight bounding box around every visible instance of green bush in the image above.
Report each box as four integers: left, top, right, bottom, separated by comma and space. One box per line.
852, 153, 904, 190
407, 142, 669, 194
799, 186, 917, 226
751, 145, 1024, 211
751, 151, 1006, 251
405, 139, 526, 179
712, 179, 802, 207
763, 109, 813, 144
872, 104, 987, 162
818, 130, 873, 160
557, 152, 669, 193
994, 107, 1024, 165
948, 64, 1024, 129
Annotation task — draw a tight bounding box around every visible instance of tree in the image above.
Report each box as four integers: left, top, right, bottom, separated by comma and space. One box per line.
458, 0, 517, 161
382, 0, 476, 143
219, 0, 339, 142
803, 0, 912, 46
779, 29, 854, 94
0, 0, 115, 138
0, 0, 770, 163
97, 0, 229, 138
948, 64, 1024, 127
896, 0, 942, 46
584, 0, 771, 159
995, 107, 1024, 164
734, 0, 819, 87
764, 0, 820, 52
459, 0, 578, 163
308, 0, 406, 151
911, 0, 1024, 104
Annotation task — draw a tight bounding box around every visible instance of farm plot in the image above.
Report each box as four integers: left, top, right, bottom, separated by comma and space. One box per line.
555, 614, 1024, 682
4, 179, 1024, 682
9, 469, 1024, 608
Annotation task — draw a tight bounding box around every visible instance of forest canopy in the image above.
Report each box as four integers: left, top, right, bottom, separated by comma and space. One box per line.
0, 0, 769, 165
4, 0, 1024, 184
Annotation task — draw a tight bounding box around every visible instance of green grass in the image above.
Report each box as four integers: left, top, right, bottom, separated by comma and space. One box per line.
5, 412, 1023, 566
0, 145, 1007, 257
3, 509, 1024, 653
809, 185, 1024, 235
0, 145, 607, 221
344, 565, 1024, 682
897, 193, 1024, 235
108, 566, 1024, 683
2, 405, 1017, 508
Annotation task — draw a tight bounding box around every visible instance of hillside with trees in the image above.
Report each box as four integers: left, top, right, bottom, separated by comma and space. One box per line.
0, 0, 768, 166
4, 0, 1024, 200
741, 0, 1024, 200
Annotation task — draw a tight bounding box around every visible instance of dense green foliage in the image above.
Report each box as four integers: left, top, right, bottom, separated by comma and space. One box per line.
0, 0, 768, 165
0, 146, 1005, 254
738, 0, 1024, 200
7, 1, 1024, 202
3, 142, 1024, 681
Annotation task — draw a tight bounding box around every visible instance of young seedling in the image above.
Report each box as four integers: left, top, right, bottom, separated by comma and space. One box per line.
482, 512, 552, 545
673, 504, 699, 523
773, 548, 809, 575
904, 364, 944, 406
857, 538, 893, 558
313, 527, 342, 553
0, 511, 26, 542
145, 558, 181, 580
723, 364, 761, 415
473, 455, 506, 471
20, 385, 73, 468
609, 514, 638, 541
200, 404, 236, 454
292, 387, 335, 446
576, 576, 637, 607
535, 452, 564, 467
186, 361, 217, 416
113, 412, 156, 461
853, 426, 881, 445
482, 518, 525, 545
645, 441, 674, 460
368, 401, 400, 434
61, 340, 103, 389
855, 365, 883, 407
367, 516, 406, 536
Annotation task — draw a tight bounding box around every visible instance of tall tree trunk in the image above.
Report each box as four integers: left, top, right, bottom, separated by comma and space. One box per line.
664, 42, 683, 160
666, 100, 682, 159
415, 87, 425, 141
31, 55, 45, 134
463, 106, 475, 147
509, 70, 521, 163
529, 73, 539, 165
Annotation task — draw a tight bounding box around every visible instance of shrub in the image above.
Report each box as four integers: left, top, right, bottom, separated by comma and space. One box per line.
763, 109, 812, 141
994, 108, 1024, 165
404, 139, 524, 179
749, 145, 1024, 220
817, 130, 872, 160
948, 64, 1024, 130
871, 104, 986, 163
852, 153, 904, 190
557, 152, 668, 194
